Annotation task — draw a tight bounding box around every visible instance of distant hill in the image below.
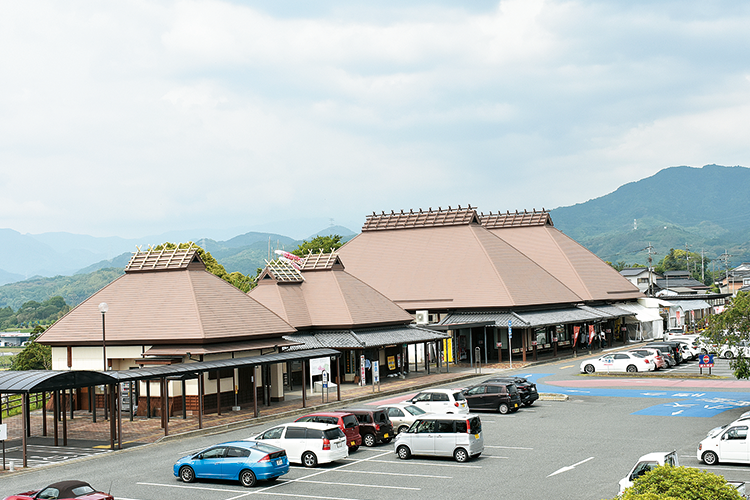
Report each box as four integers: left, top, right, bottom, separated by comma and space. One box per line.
0, 226, 358, 309
551, 164, 750, 266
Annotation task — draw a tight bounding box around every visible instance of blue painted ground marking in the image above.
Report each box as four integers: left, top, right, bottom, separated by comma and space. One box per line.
522, 373, 750, 417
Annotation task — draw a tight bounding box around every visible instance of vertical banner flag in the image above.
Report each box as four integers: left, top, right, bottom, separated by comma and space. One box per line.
588, 325, 596, 344
573, 326, 580, 346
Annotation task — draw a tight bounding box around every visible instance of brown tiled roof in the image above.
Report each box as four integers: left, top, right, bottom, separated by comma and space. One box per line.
338, 223, 583, 310
143, 338, 302, 356
124, 247, 204, 272
37, 267, 297, 347
480, 209, 553, 228
250, 254, 414, 330
362, 205, 479, 231
486, 225, 643, 301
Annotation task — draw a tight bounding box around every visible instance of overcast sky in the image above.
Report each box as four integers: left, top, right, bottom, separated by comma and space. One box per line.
2, 1, 749, 240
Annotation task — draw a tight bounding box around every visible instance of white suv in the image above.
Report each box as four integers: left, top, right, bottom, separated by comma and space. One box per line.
404, 388, 469, 414
248, 422, 348, 467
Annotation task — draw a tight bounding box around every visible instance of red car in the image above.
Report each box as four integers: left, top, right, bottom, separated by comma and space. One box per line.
4, 480, 113, 500
294, 411, 362, 451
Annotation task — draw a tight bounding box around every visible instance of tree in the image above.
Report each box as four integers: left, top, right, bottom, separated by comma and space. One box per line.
11, 327, 51, 371
655, 248, 713, 285
702, 291, 750, 379
613, 465, 743, 500
291, 235, 343, 257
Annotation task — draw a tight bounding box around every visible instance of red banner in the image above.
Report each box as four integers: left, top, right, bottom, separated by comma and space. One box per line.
588, 325, 596, 344
573, 326, 580, 346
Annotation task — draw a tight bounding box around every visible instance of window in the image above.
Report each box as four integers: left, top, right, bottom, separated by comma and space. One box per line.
433, 393, 449, 402
638, 278, 649, 284
342, 415, 358, 428
374, 412, 389, 423
465, 386, 485, 396
354, 413, 372, 423
37, 488, 60, 500
725, 426, 748, 440
413, 393, 432, 402
202, 447, 226, 459
404, 405, 426, 416
485, 385, 501, 394
455, 420, 467, 433
285, 427, 307, 439
415, 420, 435, 433
226, 447, 250, 458
388, 408, 404, 417
261, 427, 284, 439
453, 392, 466, 401
306, 429, 324, 439
468, 417, 482, 434
70, 485, 96, 496
435, 420, 455, 433
324, 428, 345, 439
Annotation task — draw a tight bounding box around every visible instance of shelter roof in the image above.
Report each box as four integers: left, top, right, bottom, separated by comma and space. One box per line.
0, 370, 118, 394
283, 325, 449, 351
143, 338, 302, 356
251, 253, 414, 329
37, 255, 296, 347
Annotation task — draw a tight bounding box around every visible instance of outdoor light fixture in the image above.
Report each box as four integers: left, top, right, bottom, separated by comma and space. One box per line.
99, 302, 108, 371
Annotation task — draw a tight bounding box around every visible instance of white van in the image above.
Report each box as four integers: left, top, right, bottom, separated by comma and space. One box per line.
618, 451, 678, 493
248, 422, 348, 467
699, 423, 750, 465
393, 414, 483, 462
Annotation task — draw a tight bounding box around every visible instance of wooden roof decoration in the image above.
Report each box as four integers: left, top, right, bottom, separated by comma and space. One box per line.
125, 246, 204, 273
301, 251, 343, 271
260, 259, 305, 283
480, 209, 553, 229
362, 205, 479, 232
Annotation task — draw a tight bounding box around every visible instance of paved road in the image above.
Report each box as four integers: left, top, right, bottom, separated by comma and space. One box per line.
2, 357, 750, 500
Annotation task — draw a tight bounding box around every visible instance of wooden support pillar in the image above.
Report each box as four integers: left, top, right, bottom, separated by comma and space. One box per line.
425, 342, 430, 374
42, 392, 47, 436
522, 329, 527, 362
216, 370, 221, 416
53, 391, 59, 447
301, 360, 307, 408
162, 377, 168, 437
198, 374, 204, 429
146, 381, 151, 418
91, 387, 96, 423
181, 380, 187, 420
22, 394, 28, 468
61, 391, 67, 447
109, 385, 115, 450
25, 394, 31, 437
252, 369, 258, 418
117, 384, 123, 449
69, 388, 74, 420
336, 356, 341, 402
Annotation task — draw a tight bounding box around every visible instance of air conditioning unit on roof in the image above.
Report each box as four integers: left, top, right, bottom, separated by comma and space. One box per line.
415, 310, 429, 325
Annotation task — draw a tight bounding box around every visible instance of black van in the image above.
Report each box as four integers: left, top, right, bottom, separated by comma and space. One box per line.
462, 382, 522, 414
338, 407, 394, 447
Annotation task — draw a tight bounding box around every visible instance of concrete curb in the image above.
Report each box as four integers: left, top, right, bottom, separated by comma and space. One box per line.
540, 393, 569, 401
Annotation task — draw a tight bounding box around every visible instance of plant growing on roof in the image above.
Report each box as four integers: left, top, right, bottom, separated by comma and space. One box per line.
153, 242, 256, 293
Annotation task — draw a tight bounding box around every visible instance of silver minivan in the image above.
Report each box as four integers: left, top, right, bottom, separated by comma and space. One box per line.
393, 414, 483, 462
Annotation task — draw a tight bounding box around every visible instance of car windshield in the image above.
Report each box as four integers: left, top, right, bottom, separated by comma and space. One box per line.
342, 415, 358, 428
404, 405, 426, 415
453, 392, 466, 401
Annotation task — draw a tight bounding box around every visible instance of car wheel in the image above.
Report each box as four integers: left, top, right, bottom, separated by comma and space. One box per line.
363, 433, 376, 447
240, 469, 257, 488
348, 445, 359, 453
584, 364, 595, 374
702, 451, 719, 465
398, 425, 409, 434
397, 445, 411, 460
302, 451, 318, 468
626, 365, 638, 373
498, 403, 510, 414
724, 351, 734, 359
454, 448, 469, 463
179, 466, 195, 483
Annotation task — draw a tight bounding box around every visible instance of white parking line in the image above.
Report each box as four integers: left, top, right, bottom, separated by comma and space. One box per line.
352, 458, 481, 468
297, 480, 419, 490
336, 469, 451, 478
480, 455, 508, 459
485, 445, 533, 450
137, 482, 240, 493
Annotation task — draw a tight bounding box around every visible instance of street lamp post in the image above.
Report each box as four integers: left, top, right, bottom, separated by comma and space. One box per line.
99, 302, 108, 371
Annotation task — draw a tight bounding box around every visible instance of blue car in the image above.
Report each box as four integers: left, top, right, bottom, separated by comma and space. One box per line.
174, 440, 289, 487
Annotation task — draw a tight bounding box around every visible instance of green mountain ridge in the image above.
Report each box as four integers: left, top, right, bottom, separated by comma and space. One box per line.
551, 164, 750, 267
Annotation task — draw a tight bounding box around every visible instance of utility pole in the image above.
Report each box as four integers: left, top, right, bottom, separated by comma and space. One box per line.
642, 243, 658, 296
719, 250, 732, 292
701, 249, 705, 283
684, 243, 691, 276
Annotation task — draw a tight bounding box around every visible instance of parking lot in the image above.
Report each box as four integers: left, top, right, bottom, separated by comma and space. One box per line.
3, 356, 750, 500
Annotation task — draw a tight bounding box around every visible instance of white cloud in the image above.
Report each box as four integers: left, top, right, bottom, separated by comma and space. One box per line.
0, 0, 749, 238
